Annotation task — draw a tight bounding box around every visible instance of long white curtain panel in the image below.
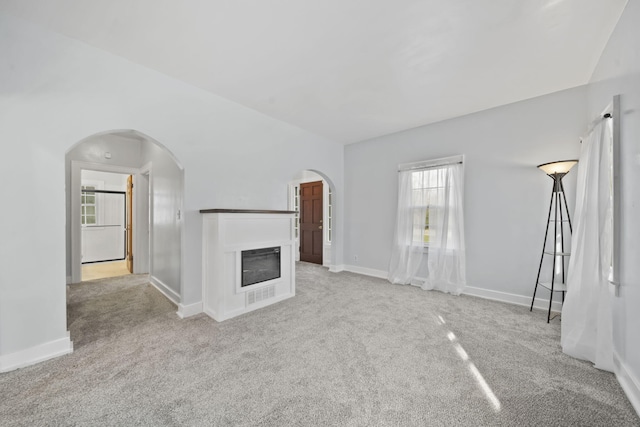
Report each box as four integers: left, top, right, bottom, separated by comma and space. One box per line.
388, 158, 466, 295
561, 119, 614, 372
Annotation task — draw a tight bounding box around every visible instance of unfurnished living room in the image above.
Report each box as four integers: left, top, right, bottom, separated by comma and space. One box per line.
1, 1, 639, 425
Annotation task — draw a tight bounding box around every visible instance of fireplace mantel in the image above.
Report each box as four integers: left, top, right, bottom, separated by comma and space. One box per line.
201, 210, 296, 322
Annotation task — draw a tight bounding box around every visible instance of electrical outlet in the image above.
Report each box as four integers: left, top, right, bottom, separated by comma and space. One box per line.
354, 255, 358, 262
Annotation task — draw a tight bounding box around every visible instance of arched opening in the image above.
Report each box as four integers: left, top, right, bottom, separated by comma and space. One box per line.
288, 169, 337, 269
65, 130, 184, 305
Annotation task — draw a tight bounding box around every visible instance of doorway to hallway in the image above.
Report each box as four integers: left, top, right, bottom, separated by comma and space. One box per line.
289, 169, 335, 268
299, 180, 323, 265
80, 170, 133, 282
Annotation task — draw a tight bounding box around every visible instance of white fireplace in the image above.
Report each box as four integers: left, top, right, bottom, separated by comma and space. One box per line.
201, 209, 296, 322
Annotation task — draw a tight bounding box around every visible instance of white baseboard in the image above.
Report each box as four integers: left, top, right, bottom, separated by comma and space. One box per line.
463, 285, 563, 312
343, 264, 388, 279
150, 275, 180, 306
204, 293, 294, 322
177, 301, 203, 319
0, 333, 73, 373
614, 350, 640, 417
340, 266, 562, 312
329, 264, 345, 273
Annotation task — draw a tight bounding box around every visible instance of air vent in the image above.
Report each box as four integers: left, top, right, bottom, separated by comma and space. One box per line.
247, 285, 275, 305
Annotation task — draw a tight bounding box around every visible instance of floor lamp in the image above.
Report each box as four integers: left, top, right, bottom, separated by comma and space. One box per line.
530, 159, 578, 323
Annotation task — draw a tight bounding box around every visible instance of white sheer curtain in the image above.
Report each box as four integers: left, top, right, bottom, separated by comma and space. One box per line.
424, 163, 466, 295
387, 169, 427, 286
388, 159, 466, 295
561, 119, 614, 372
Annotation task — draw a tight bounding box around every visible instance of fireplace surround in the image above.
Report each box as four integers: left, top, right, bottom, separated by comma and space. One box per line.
200, 209, 296, 321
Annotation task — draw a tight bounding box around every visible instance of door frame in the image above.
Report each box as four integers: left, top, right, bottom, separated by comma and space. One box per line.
126, 175, 134, 273
137, 164, 151, 278
299, 180, 324, 265
70, 161, 150, 283
289, 177, 333, 267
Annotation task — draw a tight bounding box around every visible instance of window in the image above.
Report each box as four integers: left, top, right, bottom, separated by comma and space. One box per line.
81, 185, 97, 225
410, 168, 446, 245
389, 155, 465, 292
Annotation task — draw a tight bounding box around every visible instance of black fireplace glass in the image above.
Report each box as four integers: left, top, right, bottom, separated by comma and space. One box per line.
241, 247, 281, 287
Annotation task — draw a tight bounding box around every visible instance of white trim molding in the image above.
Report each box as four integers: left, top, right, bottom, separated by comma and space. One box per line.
463, 285, 563, 313
614, 350, 640, 417
177, 301, 203, 319
343, 264, 388, 279
341, 265, 564, 313
0, 334, 73, 373
329, 264, 345, 273
150, 275, 180, 306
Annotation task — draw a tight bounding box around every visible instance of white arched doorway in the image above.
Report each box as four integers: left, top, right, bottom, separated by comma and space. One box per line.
65, 130, 184, 305
289, 169, 337, 269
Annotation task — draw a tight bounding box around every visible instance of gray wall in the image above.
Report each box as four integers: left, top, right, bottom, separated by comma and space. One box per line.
344, 86, 588, 303
586, 0, 640, 408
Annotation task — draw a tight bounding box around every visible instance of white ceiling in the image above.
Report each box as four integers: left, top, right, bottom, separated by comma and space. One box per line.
0, 0, 628, 144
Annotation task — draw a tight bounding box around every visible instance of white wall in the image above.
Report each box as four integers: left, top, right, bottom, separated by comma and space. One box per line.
586, 0, 640, 412
344, 86, 587, 305
140, 139, 183, 297
0, 14, 344, 368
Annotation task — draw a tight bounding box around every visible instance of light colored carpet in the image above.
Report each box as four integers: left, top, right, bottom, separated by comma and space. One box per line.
81, 260, 130, 281
0, 263, 638, 426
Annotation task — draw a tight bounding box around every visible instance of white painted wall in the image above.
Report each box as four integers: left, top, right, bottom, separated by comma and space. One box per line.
586, 0, 640, 412
344, 86, 587, 305
0, 14, 344, 367
140, 140, 183, 297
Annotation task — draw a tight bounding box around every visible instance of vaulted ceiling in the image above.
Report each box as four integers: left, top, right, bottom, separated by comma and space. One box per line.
0, 0, 628, 143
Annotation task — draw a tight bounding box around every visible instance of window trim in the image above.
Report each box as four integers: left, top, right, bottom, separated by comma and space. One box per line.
398, 154, 463, 173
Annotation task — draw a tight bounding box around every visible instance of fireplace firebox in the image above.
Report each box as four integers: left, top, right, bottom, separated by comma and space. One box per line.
241, 246, 281, 287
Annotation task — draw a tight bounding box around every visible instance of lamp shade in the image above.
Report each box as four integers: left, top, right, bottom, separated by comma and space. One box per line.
537, 160, 578, 175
